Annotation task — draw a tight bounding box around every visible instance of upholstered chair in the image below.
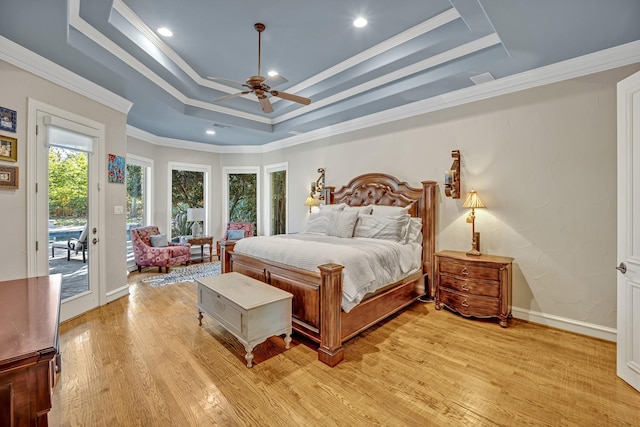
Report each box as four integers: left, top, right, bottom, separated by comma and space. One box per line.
216, 222, 254, 255
131, 226, 191, 273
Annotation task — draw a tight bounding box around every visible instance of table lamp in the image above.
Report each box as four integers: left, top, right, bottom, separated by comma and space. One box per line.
187, 208, 205, 237
462, 190, 485, 256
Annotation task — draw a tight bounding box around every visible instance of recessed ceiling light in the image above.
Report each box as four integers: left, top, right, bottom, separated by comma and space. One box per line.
157, 27, 173, 37
206, 130, 215, 135
268, 71, 279, 77
353, 17, 367, 28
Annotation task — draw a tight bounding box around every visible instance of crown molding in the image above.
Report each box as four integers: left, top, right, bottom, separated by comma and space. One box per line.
274, 33, 501, 124
126, 125, 264, 154
0, 35, 132, 114
128, 40, 640, 155
262, 39, 640, 153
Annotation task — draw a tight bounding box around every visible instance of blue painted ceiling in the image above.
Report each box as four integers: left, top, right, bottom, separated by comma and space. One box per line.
1, 0, 639, 146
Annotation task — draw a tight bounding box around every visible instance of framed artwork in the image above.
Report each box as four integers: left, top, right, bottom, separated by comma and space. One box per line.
0, 135, 17, 162
0, 107, 16, 133
0, 165, 18, 189
108, 154, 125, 183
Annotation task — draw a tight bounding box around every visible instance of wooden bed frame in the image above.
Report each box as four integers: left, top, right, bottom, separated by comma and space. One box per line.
221, 173, 437, 366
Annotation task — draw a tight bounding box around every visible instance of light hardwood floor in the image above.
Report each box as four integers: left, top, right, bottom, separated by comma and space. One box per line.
49, 272, 640, 426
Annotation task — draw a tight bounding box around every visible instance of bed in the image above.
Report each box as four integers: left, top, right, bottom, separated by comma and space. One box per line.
220, 173, 437, 366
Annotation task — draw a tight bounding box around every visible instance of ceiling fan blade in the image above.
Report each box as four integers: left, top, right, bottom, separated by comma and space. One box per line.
263, 74, 289, 88
258, 95, 274, 113
207, 76, 249, 88
270, 90, 311, 105
213, 91, 251, 103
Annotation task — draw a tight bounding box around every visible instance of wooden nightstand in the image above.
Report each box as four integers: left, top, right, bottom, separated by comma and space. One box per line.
435, 250, 513, 327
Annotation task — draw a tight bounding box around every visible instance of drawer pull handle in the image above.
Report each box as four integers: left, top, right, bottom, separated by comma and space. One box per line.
461, 283, 469, 291
461, 267, 469, 276
461, 299, 469, 307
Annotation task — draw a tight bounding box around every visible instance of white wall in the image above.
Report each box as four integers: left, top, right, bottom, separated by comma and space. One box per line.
0, 59, 128, 295
131, 64, 639, 338
267, 64, 640, 335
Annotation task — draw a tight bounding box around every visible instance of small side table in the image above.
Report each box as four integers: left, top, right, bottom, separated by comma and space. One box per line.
187, 236, 214, 263
435, 250, 513, 327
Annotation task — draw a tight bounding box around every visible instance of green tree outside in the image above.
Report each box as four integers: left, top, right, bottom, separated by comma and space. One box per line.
49, 147, 88, 224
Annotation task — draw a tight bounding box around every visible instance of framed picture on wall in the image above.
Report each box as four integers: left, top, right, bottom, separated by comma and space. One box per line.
0, 165, 18, 189
0, 107, 16, 133
0, 135, 17, 162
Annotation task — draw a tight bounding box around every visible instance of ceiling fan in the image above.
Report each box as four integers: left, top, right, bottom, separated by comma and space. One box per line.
207, 23, 311, 114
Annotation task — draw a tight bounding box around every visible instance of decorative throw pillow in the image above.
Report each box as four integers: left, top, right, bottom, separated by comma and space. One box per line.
327, 209, 359, 238
353, 214, 410, 242
149, 233, 168, 247
304, 212, 330, 235
405, 217, 422, 244
371, 205, 410, 216
227, 229, 246, 240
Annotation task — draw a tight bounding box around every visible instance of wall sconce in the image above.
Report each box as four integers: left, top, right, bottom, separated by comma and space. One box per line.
445, 150, 461, 199
462, 189, 485, 256
187, 208, 205, 237
311, 168, 325, 197
305, 168, 325, 212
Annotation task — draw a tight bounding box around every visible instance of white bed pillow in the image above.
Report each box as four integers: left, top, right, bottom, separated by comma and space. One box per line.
318, 203, 345, 213
353, 214, 410, 242
304, 212, 330, 235
326, 209, 359, 238
344, 204, 373, 215
371, 205, 410, 216
405, 217, 422, 244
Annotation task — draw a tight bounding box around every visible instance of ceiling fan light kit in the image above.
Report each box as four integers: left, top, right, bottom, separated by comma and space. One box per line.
207, 23, 311, 113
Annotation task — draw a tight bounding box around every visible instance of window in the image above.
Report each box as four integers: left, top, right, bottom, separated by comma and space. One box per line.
264, 162, 288, 236
169, 162, 210, 240
126, 154, 152, 268
223, 166, 260, 235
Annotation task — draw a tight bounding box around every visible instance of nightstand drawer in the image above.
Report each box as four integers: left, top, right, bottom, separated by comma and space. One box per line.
439, 260, 500, 282
438, 288, 499, 318
439, 275, 500, 298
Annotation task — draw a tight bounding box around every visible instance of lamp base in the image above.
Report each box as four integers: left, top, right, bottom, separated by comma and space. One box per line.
191, 222, 202, 238
466, 232, 481, 256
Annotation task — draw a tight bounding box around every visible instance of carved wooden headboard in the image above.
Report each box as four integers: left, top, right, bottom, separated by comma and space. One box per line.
322, 173, 437, 296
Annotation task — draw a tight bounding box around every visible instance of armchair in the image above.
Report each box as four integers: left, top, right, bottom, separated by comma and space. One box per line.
216, 222, 254, 256
131, 226, 191, 273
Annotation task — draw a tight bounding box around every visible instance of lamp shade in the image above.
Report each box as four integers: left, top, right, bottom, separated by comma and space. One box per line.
462, 190, 485, 209
304, 196, 318, 207
187, 208, 205, 222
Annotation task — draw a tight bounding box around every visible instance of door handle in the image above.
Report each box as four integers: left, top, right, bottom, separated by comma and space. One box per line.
616, 262, 627, 274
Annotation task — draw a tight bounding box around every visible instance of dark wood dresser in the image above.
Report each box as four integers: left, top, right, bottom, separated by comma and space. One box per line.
0, 275, 61, 427
434, 250, 513, 327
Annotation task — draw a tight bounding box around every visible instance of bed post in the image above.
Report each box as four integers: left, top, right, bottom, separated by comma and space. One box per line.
422, 181, 437, 299
317, 263, 345, 367
220, 241, 236, 274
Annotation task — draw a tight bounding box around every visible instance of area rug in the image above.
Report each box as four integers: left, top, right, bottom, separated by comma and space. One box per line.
141, 261, 221, 287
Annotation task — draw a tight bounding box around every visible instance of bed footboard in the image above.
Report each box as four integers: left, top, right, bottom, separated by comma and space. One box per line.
221, 240, 346, 366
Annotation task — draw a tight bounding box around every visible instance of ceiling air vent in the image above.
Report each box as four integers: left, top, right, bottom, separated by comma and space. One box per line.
470, 72, 495, 85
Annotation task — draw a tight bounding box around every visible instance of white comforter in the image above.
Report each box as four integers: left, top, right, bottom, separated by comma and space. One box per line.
232, 234, 422, 312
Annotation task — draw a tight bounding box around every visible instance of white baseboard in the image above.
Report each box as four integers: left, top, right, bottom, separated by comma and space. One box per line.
512, 307, 617, 342
106, 284, 129, 303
